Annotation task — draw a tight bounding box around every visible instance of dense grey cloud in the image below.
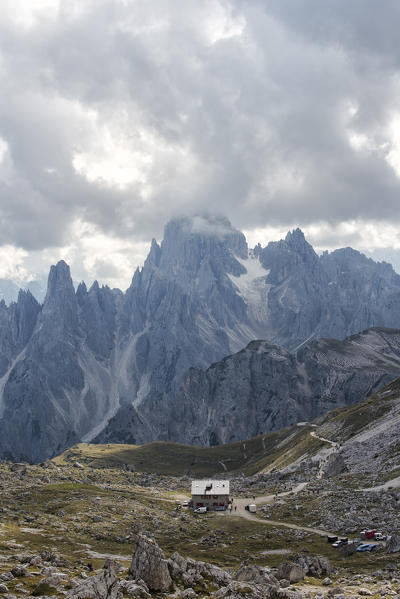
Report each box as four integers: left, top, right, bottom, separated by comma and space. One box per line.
1, 0, 400, 286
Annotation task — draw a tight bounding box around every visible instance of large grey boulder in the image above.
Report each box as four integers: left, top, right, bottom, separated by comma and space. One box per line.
339, 542, 356, 557
276, 562, 305, 583
32, 571, 68, 595
321, 453, 348, 478
292, 555, 331, 577
235, 563, 279, 587
119, 579, 150, 599
66, 559, 122, 599
168, 551, 231, 587
129, 535, 172, 592
386, 535, 400, 553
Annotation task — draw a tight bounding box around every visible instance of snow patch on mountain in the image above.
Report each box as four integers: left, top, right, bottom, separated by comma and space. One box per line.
228, 253, 271, 323
0, 348, 26, 418
134, 373, 150, 409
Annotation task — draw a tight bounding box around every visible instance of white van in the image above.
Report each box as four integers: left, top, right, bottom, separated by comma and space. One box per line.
194, 506, 207, 513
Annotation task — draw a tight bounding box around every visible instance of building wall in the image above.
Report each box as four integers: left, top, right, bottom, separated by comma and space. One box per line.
192, 494, 229, 510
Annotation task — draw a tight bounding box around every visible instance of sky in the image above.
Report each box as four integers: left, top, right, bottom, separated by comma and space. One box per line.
1, 0, 400, 290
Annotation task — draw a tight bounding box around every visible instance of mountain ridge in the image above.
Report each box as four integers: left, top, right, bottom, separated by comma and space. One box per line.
55, 372, 400, 480
2, 215, 400, 461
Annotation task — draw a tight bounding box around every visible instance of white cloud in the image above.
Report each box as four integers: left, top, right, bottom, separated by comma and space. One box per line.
1, 0, 60, 29
2, 0, 400, 285
0, 137, 8, 163
0, 245, 28, 280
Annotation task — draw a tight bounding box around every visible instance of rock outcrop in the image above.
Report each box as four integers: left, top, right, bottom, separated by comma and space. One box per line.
386, 534, 400, 553
66, 559, 122, 599
321, 453, 348, 478
276, 562, 305, 583
291, 555, 332, 577
129, 534, 172, 592
168, 551, 231, 587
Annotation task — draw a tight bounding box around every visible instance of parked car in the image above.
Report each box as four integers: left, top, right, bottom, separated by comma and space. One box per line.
327, 536, 338, 544
361, 530, 377, 540
245, 504, 257, 513
182, 501, 189, 507
374, 533, 386, 541
356, 543, 377, 552
332, 539, 347, 548
193, 507, 207, 513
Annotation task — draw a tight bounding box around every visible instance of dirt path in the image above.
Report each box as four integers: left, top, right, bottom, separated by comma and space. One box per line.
221, 483, 332, 536
310, 430, 340, 479
310, 430, 338, 448
171, 458, 335, 538
360, 474, 400, 492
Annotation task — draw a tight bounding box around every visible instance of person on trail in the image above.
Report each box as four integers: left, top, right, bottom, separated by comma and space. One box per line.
234, 505, 237, 511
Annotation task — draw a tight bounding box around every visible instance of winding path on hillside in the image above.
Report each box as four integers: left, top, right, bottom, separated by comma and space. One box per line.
175, 481, 337, 537
173, 428, 344, 536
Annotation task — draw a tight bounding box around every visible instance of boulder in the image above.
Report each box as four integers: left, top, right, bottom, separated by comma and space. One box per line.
387, 535, 400, 554
276, 589, 303, 599
66, 559, 122, 599
339, 542, 356, 557
292, 555, 331, 577
119, 580, 150, 599
327, 587, 345, 597
32, 573, 68, 597
235, 563, 279, 590
10, 565, 27, 578
0, 584, 8, 594
321, 454, 347, 478
213, 580, 286, 599
168, 551, 231, 587
276, 562, 305, 583
235, 564, 264, 583
129, 534, 172, 592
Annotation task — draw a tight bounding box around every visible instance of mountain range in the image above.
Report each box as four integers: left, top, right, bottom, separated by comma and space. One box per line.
2, 214, 400, 462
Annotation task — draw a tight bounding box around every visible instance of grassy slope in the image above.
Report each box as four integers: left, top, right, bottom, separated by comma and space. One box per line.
54, 425, 327, 477
316, 378, 400, 442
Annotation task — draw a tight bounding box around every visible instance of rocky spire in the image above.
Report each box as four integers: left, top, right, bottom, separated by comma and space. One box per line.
41, 260, 79, 334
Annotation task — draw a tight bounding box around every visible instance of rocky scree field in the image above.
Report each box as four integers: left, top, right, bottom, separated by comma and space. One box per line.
1, 378, 400, 597
0, 452, 399, 599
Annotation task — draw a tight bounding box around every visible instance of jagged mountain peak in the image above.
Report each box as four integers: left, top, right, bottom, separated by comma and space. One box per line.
165, 213, 238, 238
41, 259, 78, 333
284, 227, 317, 257
285, 227, 305, 241
45, 260, 74, 297
89, 280, 100, 292
76, 281, 87, 296
161, 214, 248, 260
144, 238, 161, 268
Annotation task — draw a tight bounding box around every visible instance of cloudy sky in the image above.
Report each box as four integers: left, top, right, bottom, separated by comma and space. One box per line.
1, 0, 400, 289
